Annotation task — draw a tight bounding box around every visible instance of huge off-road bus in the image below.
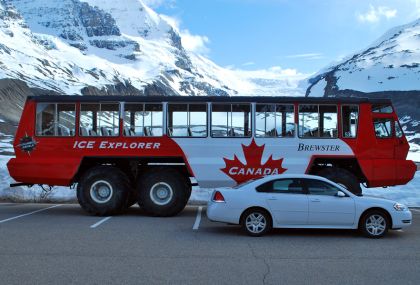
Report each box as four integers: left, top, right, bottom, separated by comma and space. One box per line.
7, 95, 416, 216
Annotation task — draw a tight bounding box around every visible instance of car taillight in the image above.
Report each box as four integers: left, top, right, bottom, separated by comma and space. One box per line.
212, 191, 225, 203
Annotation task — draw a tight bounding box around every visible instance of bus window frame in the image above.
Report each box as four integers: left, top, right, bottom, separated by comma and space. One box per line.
79, 102, 121, 138
34, 102, 77, 138
341, 104, 359, 139
210, 102, 252, 138
123, 102, 164, 138
254, 103, 295, 139
298, 104, 339, 140
166, 102, 208, 138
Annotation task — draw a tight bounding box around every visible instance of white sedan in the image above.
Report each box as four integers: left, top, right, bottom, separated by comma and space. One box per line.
207, 174, 412, 238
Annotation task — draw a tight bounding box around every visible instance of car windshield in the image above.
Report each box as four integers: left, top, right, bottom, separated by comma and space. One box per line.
233, 177, 262, 189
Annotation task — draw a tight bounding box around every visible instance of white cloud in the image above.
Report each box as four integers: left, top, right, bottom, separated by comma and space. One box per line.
410, 0, 420, 17
242, 61, 255, 66
180, 30, 210, 54
160, 15, 210, 55
357, 5, 397, 23
286, 53, 324, 60
142, 0, 175, 9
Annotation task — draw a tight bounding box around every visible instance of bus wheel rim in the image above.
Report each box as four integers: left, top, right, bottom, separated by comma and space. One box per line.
150, 182, 173, 206
90, 180, 113, 204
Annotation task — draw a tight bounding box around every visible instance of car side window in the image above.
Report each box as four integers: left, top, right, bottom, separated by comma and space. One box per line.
305, 179, 340, 196
256, 179, 304, 194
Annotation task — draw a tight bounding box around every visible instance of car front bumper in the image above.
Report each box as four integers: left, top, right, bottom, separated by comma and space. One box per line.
392, 210, 413, 229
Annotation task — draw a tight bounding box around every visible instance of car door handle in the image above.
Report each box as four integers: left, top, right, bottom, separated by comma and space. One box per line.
310, 199, 320, 202
268, 197, 277, 201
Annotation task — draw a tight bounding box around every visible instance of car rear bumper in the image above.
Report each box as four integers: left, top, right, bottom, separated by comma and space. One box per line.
206, 202, 242, 225
392, 210, 412, 229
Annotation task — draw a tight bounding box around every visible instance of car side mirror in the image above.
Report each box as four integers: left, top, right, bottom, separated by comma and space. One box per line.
335, 191, 346, 198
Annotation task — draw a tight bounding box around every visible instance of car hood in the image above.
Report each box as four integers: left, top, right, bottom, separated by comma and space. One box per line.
356, 195, 399, 207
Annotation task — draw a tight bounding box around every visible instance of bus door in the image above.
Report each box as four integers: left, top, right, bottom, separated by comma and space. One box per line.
393, 120, 409, 159
372, 115, 396, 184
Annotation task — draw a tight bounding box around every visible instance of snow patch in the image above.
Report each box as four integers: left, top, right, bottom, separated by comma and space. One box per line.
308, 78, 327, 97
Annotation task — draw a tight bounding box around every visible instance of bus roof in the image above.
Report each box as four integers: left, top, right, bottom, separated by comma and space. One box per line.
27, 95, 392, 104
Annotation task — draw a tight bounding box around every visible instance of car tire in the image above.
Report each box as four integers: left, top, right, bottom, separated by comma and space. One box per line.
317, 167, 362, 195
137, 168, 189, 217
359, 210, 390, 238
77, 166, 130, 216
241, 208, 272, 237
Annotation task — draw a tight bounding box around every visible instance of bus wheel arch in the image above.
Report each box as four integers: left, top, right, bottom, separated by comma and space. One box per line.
307, 158, 366, 195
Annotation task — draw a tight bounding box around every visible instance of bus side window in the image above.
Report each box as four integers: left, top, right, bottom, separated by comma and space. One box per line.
80, 103, 119, 137
298, 105, 337, 138
123, 103, 163, 137
57, 104, 76, 136
189, 104, 207, 137
255, 104, 294, 137
36, 103, 76, 136
395, 121, 403, 138
211, 104, 251, 137
144, 104, 163, 136
319, 105, 337, 138
123, 103, 144, 136
342, 105, 359, 138
299, 105, 319, 138
168, 104, 188, 137
99, 103, 119, 136
167, 104, 207, 137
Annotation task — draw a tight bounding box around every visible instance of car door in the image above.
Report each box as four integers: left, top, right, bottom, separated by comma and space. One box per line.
259, 178, 308, 226
305, 179, 355, 226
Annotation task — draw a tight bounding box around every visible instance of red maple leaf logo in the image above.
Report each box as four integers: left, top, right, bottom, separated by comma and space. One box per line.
221, 139, 287, 184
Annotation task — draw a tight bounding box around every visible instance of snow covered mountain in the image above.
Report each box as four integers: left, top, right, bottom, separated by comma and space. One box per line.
305, 18, 420, 154
0, 0, 305, 126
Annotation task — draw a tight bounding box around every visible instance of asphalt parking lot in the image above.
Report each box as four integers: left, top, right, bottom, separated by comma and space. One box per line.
0, 203, 419, 285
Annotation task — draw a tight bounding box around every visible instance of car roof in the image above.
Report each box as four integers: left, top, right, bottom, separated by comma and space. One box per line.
258, 174, 328, 181
243, 173, 337, 187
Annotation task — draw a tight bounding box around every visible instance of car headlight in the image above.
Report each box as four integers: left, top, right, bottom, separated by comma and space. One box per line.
393, 203, 408, 211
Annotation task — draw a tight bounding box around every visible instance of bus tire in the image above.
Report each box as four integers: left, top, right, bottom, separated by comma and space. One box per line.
137, 168, 189, 217
317, 167, 362, 195
77, 166, 130, 216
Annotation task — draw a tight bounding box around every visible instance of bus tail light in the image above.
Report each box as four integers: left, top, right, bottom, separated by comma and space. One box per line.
212, 191, 225, 203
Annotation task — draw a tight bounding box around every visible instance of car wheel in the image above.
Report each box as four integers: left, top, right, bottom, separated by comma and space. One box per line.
360, 210, 389, 238
317, 167, 362, 195
137, 168, 189, 217
241, 209, 272, 237
77, 166, 130, 216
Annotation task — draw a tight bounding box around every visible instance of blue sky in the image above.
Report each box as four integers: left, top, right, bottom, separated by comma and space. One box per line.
148, 0, 420, 74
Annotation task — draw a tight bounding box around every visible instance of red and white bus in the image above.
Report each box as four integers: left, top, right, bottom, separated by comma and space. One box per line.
7, 95, 416, 216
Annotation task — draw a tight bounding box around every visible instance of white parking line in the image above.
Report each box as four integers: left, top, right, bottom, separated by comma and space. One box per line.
0, 204, 61, 224
193, 206, 203, 230
90, 217, 112, 229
